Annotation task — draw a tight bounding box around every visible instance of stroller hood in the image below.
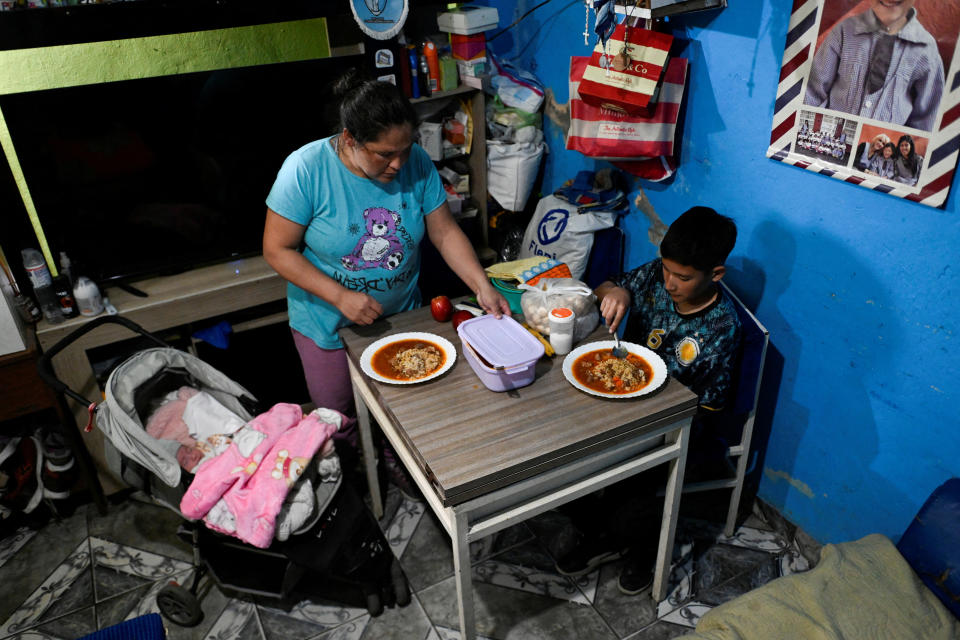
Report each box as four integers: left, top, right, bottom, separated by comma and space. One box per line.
98, 347, 257, 487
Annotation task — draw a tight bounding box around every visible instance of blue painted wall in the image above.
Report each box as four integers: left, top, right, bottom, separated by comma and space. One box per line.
478, 0, 960, 543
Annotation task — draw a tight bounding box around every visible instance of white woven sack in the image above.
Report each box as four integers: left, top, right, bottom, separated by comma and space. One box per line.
487, 138, 546, 211
519, 195, 616, 280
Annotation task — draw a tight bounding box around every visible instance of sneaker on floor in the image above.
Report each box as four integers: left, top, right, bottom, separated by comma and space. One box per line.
386, 462, 423, 502
617, 554, 654, 595
555, 537, 627, 578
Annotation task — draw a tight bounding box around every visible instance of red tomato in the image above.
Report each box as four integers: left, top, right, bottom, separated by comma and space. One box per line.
451, 309, 473, 330
430, 295, 453, 322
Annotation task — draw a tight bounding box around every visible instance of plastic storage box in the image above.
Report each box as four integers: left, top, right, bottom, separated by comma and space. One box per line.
437, 6, 499, 35
456, 314, 544, 392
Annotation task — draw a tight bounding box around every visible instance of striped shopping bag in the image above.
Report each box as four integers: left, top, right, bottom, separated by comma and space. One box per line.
567, 55, 688, 180
577, 22, 673, 114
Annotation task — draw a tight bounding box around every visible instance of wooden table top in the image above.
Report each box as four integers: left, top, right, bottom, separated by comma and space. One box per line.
340, 305, 698, 506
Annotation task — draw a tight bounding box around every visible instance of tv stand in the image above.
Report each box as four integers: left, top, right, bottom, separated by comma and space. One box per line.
114, 282, 149, 298
35, 255, 285, 493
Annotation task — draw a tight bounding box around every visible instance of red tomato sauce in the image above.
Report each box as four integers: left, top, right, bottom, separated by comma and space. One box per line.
371, 339, 446, 380
571, 349, 653, 394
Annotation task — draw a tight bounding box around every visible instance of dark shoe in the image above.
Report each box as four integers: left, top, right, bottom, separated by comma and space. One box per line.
556, 537, 627, 578
617, 554, 654, 595
386, 461, 423, 502
40, 431, 76, 501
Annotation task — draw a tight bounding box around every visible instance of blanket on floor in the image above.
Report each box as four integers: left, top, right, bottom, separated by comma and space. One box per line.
678, 533, 958, 640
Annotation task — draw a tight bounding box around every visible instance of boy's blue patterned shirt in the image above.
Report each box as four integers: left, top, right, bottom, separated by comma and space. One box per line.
612, 258, 741, 410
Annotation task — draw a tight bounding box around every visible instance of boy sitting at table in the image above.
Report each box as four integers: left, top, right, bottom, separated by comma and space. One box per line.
555, 205, 741, 595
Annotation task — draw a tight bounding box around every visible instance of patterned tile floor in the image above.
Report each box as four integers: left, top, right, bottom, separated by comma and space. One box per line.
0, 488, 817, 640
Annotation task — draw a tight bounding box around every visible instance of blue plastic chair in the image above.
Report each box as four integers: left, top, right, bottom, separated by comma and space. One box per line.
582, 225, 625, 290
897, 477, 960, 620
682, 280, 770, 536
78, 613, 166, 640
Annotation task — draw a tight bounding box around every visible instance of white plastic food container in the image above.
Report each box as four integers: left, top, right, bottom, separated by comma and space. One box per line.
456, 314, 544, 392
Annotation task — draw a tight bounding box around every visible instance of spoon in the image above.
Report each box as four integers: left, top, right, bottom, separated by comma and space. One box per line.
611, 330, 628, 359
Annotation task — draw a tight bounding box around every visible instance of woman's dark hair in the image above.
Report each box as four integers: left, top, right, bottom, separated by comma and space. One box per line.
660, 206, 737, 272
897, 134, 917, 159
882, 142, 897, 156
334, 68, 418, 144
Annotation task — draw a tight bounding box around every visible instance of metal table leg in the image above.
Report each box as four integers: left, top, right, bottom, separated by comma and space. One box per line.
348, 360, 383, 519
452, 508, 476, 640
652, 418, 690, 601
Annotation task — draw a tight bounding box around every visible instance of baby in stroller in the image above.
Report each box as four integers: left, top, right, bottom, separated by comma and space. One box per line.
42, 317, 409, 627
148, 394, 340, 548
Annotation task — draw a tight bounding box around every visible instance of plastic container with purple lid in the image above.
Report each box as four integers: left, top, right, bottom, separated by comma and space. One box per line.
456, 314, 545, 392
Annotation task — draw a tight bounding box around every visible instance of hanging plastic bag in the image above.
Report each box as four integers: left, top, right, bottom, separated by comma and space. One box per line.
567, 55, 688, 162
519, 277, 599, 341
567, 55, 688, 182
577, 22, 673, 114
488, 53, 545, 113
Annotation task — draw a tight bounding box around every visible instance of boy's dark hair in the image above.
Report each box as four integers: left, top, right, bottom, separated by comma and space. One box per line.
334, 68, 419, 144
659, 206, 737, 272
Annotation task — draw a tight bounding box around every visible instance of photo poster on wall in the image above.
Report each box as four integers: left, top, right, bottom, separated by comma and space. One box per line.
768, 0, 960, 209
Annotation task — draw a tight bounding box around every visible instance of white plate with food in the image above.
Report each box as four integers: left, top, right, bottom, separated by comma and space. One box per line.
562, 340, 668, 399
360, 332, 457, 385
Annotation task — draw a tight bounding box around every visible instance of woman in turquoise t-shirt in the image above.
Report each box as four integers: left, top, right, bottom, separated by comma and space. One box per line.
263, 73, 509, 495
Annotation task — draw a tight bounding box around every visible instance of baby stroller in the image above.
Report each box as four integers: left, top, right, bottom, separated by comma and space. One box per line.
38, 316, 410, 626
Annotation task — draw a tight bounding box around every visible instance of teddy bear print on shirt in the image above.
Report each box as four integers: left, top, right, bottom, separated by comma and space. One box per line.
341, 206, 405, 271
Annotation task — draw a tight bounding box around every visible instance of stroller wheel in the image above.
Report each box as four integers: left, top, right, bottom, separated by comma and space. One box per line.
157, 583, 203, 627
391, 559, 411, 607
365, 590, 383, 617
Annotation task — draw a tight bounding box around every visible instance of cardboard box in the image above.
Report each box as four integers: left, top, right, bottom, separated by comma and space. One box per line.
456, 57, 488, 77
418, 121, 443, 161
451, 33, 486, 61
439, 56, 459, 91
438, 166, 470, 194
437, 6, 499, 35
461, 73, 492, 91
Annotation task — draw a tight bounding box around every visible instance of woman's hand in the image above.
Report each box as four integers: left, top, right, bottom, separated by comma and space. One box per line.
336, 290, 383, 325
595, 283, 631, 333
475, 280, 512, 318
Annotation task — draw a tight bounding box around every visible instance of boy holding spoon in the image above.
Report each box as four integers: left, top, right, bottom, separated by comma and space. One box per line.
556, 206, 741, 594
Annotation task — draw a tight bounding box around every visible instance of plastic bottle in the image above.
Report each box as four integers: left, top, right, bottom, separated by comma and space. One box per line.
423, 40, 440, 94
53, 275, 78, 318
73, 276, 104, 317
22, 248, 62, 323
408, 47, 421, 99
35, 284, 64, 324
13, 291, 41, 323
21, 248, 52, 290
548, 307, 575, 355
59, 251, 74, 288
419, 54, 431, 96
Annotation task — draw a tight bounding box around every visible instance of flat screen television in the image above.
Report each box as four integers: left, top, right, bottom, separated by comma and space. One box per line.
0, 55, 357, 288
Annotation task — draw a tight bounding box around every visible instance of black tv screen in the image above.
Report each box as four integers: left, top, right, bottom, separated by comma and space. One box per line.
1, 55, 356, 286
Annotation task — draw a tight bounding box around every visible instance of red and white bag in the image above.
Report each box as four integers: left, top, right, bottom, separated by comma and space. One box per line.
577, 23, 673, 114
567, 55, 688, 181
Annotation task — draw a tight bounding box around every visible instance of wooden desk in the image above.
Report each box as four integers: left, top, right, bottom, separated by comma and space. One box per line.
0, 327, 107, 512
340, 307, 698, 639
34, 256, 285, 492
0, 328, 58, 422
